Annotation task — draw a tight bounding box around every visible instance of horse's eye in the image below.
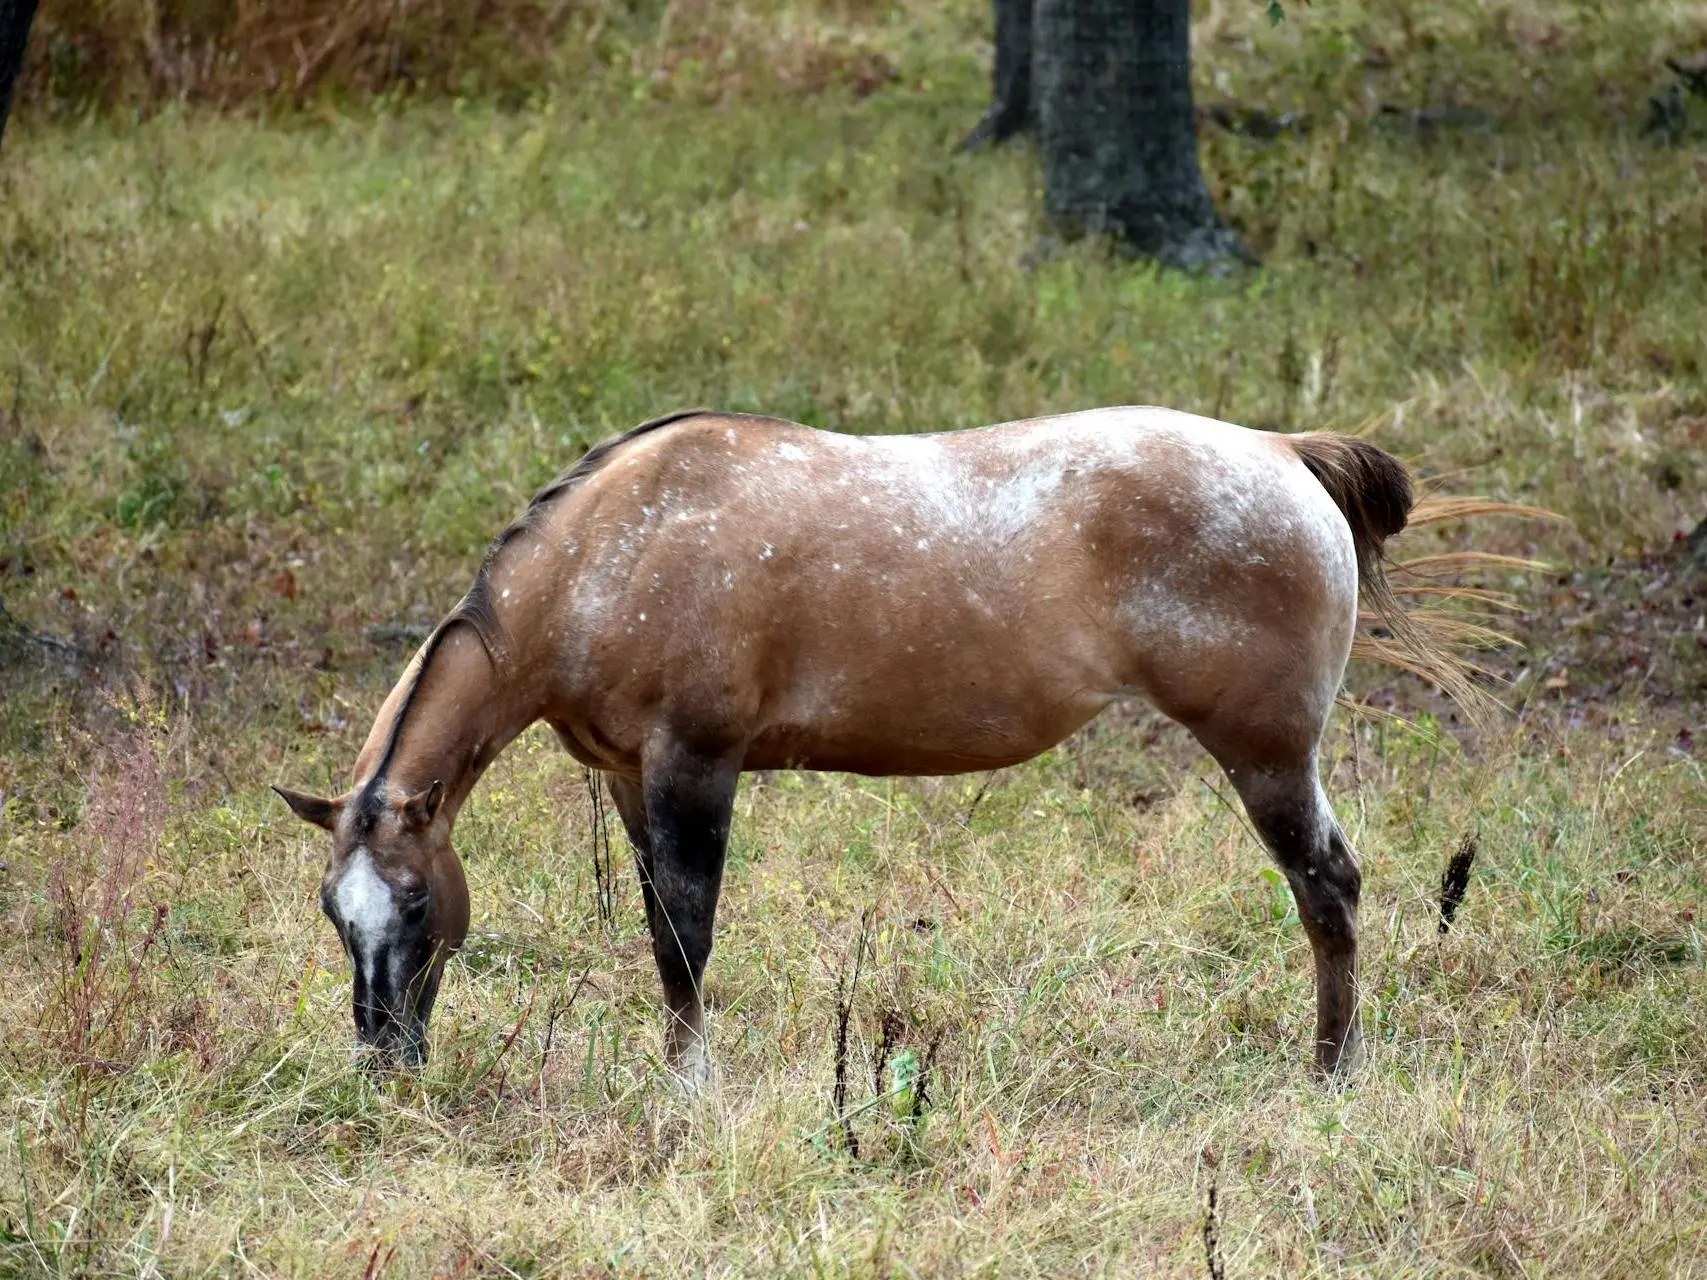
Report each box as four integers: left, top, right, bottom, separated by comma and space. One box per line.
400, 887, 431, 920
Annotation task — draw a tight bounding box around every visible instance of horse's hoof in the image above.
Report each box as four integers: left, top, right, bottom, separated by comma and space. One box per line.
669, 1041, 714, 1095
1314, 1023, 1366, 1084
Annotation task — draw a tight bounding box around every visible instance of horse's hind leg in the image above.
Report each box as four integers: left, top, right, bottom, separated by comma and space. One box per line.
634, 744, 739, 1089
1192, 723, 1363, 1076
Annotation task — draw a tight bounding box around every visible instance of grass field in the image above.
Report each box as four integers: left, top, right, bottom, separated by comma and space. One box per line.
2, 0, 1706, 1274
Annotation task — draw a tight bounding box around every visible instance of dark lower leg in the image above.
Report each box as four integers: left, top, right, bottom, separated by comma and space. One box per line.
605, 773, 659, 936
641, 746, 739, 1079
1225, 764, 1363, 1075
1284, 828, 1363, 1074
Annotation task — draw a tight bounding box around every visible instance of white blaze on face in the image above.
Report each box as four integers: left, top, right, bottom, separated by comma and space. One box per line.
334, 847, 400, 992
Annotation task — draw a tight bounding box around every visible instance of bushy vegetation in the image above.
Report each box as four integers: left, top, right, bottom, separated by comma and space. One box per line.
1, 0, 1704, 1273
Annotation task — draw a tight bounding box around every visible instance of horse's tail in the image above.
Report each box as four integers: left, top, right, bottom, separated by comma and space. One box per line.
1288, 432, 1540, 731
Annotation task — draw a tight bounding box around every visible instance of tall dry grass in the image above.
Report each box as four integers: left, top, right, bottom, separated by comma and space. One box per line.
21, 0, 905, 111
25, 0, 584, 108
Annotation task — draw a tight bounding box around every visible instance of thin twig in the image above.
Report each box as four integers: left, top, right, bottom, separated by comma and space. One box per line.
1204, 1180, 1226, 1280
535, 964, 593, 1104
1200, 775, 1265, 850
831, 908, 874, 1156
962, 771, 997, 827
469, 984, 537, 1097
586, 769, 615, 929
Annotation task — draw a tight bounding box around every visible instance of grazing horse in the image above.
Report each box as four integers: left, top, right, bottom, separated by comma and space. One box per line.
276, 406, 1492, 1082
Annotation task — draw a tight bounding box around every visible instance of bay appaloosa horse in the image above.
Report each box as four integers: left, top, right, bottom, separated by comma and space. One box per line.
277, 406, 1510, 1083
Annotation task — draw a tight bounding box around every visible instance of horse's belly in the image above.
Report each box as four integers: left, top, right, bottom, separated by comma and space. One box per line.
742, 704, 1106, 776
742, 623, 1115, 776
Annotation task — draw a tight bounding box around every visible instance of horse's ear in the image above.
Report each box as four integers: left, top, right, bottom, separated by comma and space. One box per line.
402, 780, 445, 831
273, 786, 340, 832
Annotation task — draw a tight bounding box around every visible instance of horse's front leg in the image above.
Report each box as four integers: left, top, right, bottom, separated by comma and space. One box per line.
604, 772, 653, 915
632, 742, 739, 1090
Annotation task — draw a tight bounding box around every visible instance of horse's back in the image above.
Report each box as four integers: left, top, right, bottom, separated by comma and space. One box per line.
536, 407, 1361, 774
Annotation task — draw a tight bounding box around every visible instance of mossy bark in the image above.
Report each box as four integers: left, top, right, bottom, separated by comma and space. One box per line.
1033, 0, 1250, 269
0, 0, 37, 151
960, 0, 1035, 150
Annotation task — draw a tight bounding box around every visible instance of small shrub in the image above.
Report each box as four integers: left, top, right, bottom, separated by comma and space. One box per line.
37, 708, 175, 1133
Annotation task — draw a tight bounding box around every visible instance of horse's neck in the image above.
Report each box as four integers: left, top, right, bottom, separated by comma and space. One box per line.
356, 622, 538, 820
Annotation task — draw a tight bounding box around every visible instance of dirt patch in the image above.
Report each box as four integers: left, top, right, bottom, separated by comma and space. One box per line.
1507, 537, 1705, 737
1345, 538, 1705, 750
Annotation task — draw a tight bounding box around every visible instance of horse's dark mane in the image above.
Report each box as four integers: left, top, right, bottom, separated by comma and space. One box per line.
355, 409, 716, 820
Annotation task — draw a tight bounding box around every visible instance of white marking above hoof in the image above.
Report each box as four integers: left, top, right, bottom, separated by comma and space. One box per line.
669, 1040, 714, 1095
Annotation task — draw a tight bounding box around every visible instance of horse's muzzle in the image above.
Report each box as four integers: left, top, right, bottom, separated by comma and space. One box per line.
355, 1021, 429, 1070
352, 966, 439, 1069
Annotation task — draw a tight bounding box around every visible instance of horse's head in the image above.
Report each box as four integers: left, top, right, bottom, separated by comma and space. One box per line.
275, 780, 471, 1066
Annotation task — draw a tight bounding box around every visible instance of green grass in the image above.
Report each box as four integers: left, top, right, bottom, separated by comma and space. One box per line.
2, 0, 1706, 1273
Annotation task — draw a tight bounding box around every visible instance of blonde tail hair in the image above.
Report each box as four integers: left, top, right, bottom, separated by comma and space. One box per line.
1288, 432, 1549, 731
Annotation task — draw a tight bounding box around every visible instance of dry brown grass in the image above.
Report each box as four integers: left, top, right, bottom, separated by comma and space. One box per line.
22, 0, 904, 111
26, 0, 581, 108
2, 0, 1705, 1272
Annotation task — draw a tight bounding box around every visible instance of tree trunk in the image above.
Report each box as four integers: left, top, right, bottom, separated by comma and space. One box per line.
0, 0, 38, 152
959, 0, 1035, 151
1033, 0, 1249, 269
